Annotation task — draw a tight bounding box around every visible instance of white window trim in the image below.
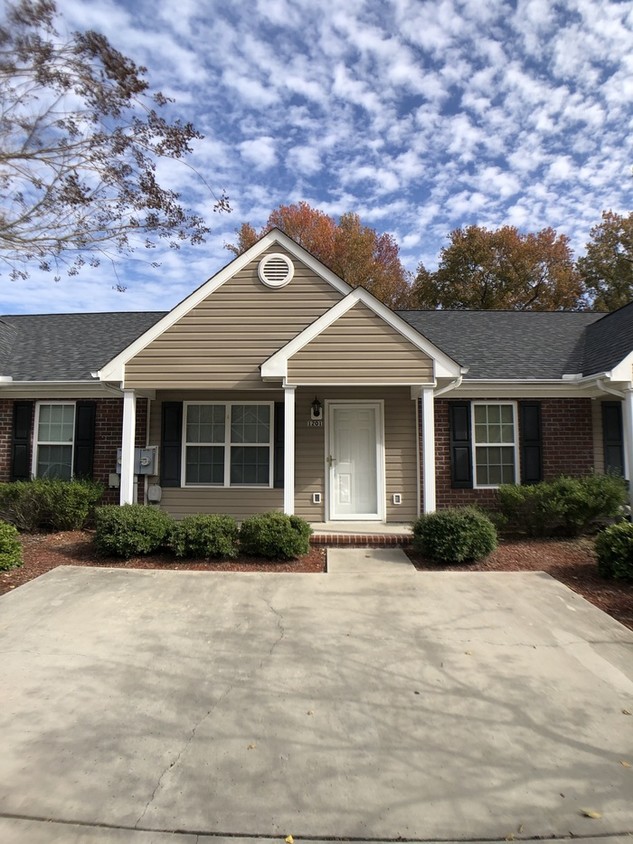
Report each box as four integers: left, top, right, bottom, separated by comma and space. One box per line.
471, 401, 520, 489
31, 401, 76, 480
181, 401, 274, 489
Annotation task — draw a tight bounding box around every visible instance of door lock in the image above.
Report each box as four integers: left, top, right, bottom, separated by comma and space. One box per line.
326, 455, 336, 466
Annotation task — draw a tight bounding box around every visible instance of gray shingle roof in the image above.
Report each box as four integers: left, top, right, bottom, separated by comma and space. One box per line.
0, 306, 629, 383
398, 310, 604, 379
582, 301, 633, 376
0, 312, 165, 381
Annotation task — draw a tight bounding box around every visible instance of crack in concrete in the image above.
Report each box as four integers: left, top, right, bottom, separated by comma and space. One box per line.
134, 679, 237, 829
134, 599, 285, 829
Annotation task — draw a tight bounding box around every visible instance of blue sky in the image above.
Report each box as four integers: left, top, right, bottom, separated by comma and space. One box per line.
2, 0, 632, 314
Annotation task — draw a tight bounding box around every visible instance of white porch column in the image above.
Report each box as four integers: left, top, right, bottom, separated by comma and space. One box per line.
422, 387, 436, 513
120, 389, 136, 505
623, 387, 633, 511
283, 385, 296, 515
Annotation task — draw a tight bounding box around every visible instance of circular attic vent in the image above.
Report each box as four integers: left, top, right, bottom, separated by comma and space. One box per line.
258, 253, 294, 288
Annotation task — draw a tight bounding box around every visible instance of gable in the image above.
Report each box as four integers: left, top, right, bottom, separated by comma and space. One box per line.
124, 246, 344, 389
287, 301, 434, 385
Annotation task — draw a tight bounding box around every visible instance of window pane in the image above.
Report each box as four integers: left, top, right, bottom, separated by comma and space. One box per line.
38, 404, 74, 443
230, 446, 269, 484
474, 405, 486, 424
475, 445, 516, 486
186, 405, 224, 444
37, 445, 72, 480
231, 405, 270, 444
186, 446, 224, 484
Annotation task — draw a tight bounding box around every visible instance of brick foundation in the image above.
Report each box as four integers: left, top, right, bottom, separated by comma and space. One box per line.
425, 397, 595, 512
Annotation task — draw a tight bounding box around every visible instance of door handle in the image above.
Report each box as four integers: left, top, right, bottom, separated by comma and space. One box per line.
326, 455, 336, 466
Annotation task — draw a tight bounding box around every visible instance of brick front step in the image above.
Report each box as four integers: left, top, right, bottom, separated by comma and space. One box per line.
311, 532, 412, 547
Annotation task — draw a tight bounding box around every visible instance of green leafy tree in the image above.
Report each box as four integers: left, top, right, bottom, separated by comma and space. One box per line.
577, 211, 633, 312
227, 201, 412, 308
412, 225, 584, 311
0, 0, 228, 281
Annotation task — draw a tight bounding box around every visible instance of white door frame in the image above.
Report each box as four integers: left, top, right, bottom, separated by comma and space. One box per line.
325, 400, 385, 521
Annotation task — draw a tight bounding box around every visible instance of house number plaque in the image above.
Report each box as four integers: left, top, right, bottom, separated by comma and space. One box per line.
307, 420, 323, 427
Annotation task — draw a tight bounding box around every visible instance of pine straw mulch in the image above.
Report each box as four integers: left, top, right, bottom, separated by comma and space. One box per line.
408, 537, 633, 632
1, 532, 632, 633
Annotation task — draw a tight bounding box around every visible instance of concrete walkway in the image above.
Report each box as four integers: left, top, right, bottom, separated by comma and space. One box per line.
327, 547, 416, 573
1, 566, 632, 843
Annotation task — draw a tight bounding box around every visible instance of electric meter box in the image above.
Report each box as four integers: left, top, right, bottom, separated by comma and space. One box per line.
116, 446, 158, 476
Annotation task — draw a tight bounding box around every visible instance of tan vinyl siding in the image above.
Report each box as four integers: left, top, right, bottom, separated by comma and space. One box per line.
294, 386, 418, 523
592, 399, 604, 474
149, 390, 283, 520
125, 247, 343, 390
288, 302, 433, 385
151, 388, 417, 523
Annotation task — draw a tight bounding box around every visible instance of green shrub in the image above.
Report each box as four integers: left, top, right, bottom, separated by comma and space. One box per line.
0, 479, 104, 532
412, 507, 497, 564
239, 512, 312, 559
0, 520, 22, 570
595, 521, 633, 581
497, 474, 627, 537
94, 504, 172, 558
169, 514, 239, 559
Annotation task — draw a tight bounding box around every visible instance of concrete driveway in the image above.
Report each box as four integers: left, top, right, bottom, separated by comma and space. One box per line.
1, 566, 632, 844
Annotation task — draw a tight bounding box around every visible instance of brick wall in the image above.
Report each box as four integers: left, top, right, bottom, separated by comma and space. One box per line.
0, 397, 147, 504
423, 397, 595, 512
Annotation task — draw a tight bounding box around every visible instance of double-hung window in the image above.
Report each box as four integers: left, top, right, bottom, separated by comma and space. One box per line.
184, 403, 272, 487
34, 402, 75, 480
472, 402, 518, 487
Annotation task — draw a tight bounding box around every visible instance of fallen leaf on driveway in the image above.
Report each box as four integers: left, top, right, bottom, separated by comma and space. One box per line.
623, 709, 632, 716
620, 760, 631, 768
580, 809, 602, 819
247, 743, 256, 750
285, 836, 294, 843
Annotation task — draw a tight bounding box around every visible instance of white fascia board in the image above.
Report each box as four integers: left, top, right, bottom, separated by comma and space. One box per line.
261, 287, 463, 380
449, 379, 605, 398
610, 349, 633, 383
97, 228, 354, 383
0, 380, 120, 398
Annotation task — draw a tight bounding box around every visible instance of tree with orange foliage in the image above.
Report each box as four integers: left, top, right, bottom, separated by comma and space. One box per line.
226, 202, 411, 308
411, 225, 585, 311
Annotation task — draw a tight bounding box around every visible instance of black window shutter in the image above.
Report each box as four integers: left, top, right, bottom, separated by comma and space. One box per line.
160, 402, 183, 487
11, 401, 33, 481
449, 401, 472, 488
73, 401, 96, 479
519, 401, 543, 485
602, 401, 624, 476
273, 401, 284, 488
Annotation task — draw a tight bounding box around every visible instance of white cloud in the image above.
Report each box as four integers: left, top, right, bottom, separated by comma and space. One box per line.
239, 137, 278, 170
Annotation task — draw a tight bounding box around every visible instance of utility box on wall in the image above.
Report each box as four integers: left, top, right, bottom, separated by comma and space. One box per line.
116, 446, 158, 476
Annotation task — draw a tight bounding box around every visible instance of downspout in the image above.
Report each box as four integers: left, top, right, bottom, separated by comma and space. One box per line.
595, 377, 625, 399
434, 375, 463, 397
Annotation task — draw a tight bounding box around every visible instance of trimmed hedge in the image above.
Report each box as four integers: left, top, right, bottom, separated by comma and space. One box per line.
0, 520, 22, 571
169, 514, 239, 559
413, 507, 497, 564
0, 479, 104, 532
94, 504, 172, 558
595, 522, 633, 581
239, 512, 312, 559
497, 474, 627, 538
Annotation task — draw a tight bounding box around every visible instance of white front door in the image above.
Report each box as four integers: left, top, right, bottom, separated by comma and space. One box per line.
328, 402, 384, 520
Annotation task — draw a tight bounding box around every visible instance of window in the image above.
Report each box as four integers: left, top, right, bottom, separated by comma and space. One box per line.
472, 402, 518, 487
34, 403, 75, 480
183, 403, 272, 487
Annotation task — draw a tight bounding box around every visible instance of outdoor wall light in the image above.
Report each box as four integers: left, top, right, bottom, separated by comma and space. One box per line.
311, 396, 323, 420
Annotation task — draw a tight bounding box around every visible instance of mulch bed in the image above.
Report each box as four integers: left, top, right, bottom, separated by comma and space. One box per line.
2, 532, 632, 633
0, 531, 326, 596
408, 537, 633, 632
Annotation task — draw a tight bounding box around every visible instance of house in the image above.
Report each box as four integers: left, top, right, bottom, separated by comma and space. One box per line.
1, 228, 632, 526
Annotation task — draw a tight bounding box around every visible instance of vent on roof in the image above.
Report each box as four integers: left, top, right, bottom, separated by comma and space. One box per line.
258, 253, 294, 288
